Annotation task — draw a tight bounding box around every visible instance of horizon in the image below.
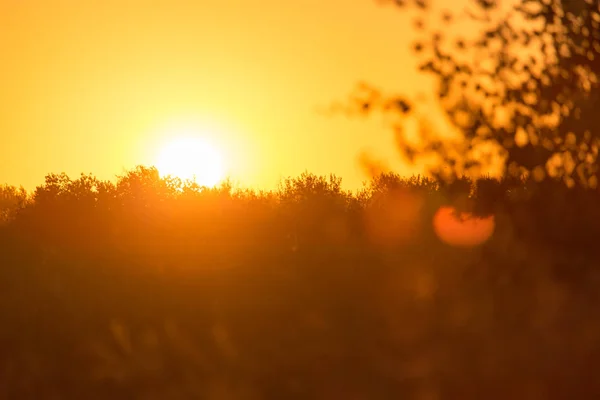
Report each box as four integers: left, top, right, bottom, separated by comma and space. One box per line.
1, 165, 536, 196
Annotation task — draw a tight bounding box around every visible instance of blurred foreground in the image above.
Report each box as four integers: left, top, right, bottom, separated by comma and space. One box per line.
1, 167, 600, 399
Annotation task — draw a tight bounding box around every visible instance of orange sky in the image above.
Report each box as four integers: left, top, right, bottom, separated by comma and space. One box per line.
0, 0, 433, 191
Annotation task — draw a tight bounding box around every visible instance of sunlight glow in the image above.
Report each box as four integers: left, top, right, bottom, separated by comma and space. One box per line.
156, 136, 225, 187
433, 206, 495, 247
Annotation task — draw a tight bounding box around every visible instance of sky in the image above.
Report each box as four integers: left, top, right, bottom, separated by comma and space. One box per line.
0, 0, 434, 191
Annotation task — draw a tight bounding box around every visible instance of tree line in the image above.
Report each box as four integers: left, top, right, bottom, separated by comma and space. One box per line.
1, 166, 600, 398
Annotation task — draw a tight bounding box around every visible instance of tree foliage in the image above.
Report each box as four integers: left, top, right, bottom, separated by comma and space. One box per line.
0, 184, 28, 224
1, 167, 600, 397
355, 0, 600, 187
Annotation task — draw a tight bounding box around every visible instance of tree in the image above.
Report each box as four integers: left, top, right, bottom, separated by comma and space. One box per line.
353, 0, 600, 187
0, 184, 28, 224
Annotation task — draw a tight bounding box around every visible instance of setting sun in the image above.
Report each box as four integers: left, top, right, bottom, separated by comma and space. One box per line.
156, 137, 225, 186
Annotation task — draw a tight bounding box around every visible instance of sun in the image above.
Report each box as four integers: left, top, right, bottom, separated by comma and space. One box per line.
156, 137, 225, 186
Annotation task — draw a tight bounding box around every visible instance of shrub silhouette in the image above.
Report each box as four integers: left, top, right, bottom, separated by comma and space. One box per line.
1, 167, 600, 398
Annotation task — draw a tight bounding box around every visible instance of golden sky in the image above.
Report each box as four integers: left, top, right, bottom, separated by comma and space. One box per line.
0, 0, 431, 191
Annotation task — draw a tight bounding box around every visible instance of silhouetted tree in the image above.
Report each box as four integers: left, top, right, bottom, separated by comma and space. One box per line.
355, 0, 600, 187
0, 184, 28, 223
3, 167, 600, 398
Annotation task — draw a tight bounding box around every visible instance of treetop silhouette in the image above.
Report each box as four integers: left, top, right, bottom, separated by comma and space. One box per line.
348, 0, 600, 187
